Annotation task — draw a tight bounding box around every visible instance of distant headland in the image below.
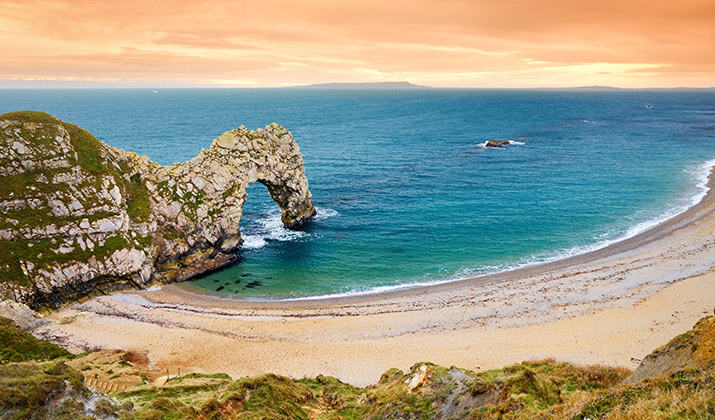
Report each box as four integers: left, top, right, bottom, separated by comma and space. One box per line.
296, 81, 429, 89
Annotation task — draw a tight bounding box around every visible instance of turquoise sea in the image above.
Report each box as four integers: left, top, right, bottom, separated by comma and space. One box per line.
1, 88, 714, 299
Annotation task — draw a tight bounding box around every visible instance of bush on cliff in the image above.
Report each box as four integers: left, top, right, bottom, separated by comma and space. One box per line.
2, 315, 715, 419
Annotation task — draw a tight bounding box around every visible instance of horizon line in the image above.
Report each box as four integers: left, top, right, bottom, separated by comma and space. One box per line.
1, 83, 714, 90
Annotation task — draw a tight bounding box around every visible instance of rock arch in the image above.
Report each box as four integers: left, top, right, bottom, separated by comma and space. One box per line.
0, 111, 315, 308
145, 123, 316, 282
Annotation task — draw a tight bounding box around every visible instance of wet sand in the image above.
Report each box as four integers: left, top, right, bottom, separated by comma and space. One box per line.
37, 170, 715, 386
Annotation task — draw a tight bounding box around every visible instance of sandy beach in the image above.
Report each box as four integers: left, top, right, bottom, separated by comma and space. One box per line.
37, 170, 715, 387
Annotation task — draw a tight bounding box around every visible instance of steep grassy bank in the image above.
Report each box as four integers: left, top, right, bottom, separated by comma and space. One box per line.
1, 315, 714, 419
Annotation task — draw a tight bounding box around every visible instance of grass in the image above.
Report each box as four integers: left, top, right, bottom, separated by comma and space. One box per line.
0, 318, 95, 420
0, 361, 82, 419
0, 316, 714, 419
0, 207, 118, 231
0, 233, 134, 287
122, 172, 152, 223
63, 122, 107, 175
577, 368, 715, 419
0, 111, 158, 293
1, 110, 61, 126
0, 317, 69, 363
108, 360, 636, 419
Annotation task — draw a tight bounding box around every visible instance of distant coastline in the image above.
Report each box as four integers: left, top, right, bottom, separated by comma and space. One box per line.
2, 81, 714, 89
294, 81, 429, 89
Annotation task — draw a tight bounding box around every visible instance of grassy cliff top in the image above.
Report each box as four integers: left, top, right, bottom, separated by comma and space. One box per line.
0, 317, 69, 363
1, 316, 714, 419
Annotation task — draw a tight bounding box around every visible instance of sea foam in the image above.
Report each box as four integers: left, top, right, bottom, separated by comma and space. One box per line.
283, 158, 715, 301
241, 207, 338, 249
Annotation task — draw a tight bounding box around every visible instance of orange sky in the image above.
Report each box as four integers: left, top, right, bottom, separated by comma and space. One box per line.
1, 0, 713, 88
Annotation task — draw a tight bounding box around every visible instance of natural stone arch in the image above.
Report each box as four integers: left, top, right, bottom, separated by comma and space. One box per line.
258, 178, 316, 229
147, 123, 316, 282
0, 111, 315, 309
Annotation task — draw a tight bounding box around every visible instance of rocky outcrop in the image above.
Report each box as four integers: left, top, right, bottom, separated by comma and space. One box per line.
0, 111, 315, 310
485, 140, 510, 147
627, 316, 715, 383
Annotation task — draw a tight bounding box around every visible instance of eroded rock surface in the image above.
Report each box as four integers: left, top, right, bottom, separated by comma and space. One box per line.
0, 111, 315, 309
485, 140, 510, 148
627, 316, 715, 383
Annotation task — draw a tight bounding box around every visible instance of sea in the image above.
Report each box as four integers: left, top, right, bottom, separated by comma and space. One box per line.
1, 88, 714, 300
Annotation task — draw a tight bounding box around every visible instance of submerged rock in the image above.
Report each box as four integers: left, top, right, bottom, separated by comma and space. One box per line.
0, 111, 315, 309
245, 280, 263, 289
485, 140, 510, 148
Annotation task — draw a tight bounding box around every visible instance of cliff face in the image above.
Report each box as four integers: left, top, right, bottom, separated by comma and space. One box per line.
627, 315, 715, 383
0, 111, 315, 310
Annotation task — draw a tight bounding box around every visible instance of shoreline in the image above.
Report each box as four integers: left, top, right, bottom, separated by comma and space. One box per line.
34, 165, 715, 386
216, 159, 715, 304
160, 160, 715, 311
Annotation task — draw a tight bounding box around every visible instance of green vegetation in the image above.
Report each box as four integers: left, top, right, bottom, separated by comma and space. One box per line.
162, 226, 185, 241
0, 112, 62, 155
0, 111, 62, 127
0, 111, 154, 227
155, 179, 207, 221
577, 368, 715, 419
2, 111, 715, 418
0, 111, 158, 293
0, 360, 87, 420
0, 317, 69, 363
0, 207, 118, 231
0, 233, 134, 286
0, 170, 51, 198
0, 111, 106, 176
109, 317, 715, 419
1, 315, 715, 418
63, 122, 106, 175
221, 184, 238, 200
122, 171, 152, 223
0, 316, 129, 419
225, 374, 315, 419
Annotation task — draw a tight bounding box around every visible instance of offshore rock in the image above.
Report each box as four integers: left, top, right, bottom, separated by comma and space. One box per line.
485, 140, 510, 148
0, 111, 315, 310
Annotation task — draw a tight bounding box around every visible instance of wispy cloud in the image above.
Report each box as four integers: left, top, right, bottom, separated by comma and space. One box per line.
0, 0, 712, 87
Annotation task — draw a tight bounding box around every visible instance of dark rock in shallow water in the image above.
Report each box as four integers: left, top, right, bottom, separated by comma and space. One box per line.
0, 111, 316, 310
245, 280, 263, 289
241, 273, 253, 277
485, 140, 510, 148
216, 286, 225, 291
264, 276, 272, 280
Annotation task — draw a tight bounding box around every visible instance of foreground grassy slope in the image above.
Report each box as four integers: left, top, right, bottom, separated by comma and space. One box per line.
0, 317, 69, 363
1, 316, 714, 419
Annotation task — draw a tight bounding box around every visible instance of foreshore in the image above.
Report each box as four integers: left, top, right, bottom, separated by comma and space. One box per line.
37, 168, 715, 386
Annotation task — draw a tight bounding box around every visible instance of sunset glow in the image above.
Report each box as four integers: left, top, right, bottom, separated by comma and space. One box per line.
1, 0, 713, 88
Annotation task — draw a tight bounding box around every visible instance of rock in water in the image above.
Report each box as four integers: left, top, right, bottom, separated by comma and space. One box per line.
485, 140, 510, 148
0, 111, 316, 309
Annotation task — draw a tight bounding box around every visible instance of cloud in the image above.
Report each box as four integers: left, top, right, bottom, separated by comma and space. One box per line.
0, 0, 713, 87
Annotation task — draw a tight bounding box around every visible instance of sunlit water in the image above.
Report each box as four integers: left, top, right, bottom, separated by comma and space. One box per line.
2, 88, 714, 299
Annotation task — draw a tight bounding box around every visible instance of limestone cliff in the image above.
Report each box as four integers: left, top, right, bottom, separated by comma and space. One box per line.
0, 111, 315, 310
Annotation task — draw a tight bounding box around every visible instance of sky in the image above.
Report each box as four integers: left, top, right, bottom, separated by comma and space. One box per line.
0, 0, 713, 88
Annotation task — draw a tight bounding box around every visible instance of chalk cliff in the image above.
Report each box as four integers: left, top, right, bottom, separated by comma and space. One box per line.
0, 111, 315, 309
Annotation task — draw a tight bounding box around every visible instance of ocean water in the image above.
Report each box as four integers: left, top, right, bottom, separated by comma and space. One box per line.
1, 88, 714, 299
